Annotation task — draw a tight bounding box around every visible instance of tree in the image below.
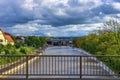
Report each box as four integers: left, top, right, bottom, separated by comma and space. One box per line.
0, 44, 4, 53
104, 19, 120, 53
72, 19, 120, 72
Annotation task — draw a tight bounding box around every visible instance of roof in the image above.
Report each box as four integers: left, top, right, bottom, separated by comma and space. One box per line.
0, 28, 14, 43
4, 32, 14, 42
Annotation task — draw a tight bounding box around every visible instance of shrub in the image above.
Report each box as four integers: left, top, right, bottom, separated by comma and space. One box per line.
20, 47, 27, 54
4, 49, 12, 54
0, 44, 4, 53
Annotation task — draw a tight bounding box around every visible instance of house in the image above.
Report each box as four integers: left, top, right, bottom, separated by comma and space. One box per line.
0, 28, 14, 45
16, 36, 25, 43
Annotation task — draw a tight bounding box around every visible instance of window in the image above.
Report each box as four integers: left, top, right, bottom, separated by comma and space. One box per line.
0, 39, 3, 42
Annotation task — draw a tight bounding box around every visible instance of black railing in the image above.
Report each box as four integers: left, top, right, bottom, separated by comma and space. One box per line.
0, 55, 120, 80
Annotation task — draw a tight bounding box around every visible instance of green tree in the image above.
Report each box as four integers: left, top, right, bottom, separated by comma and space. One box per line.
72, 19, 120, 72
104, 19, 120, 53
0, 44, 4, 53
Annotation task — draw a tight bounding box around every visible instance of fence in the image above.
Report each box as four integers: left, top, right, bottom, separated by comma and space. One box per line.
0, 55, 120, 80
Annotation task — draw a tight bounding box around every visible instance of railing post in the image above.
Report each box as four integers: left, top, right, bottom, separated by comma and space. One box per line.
80, 56, 82, 79
26, 56, 29, 79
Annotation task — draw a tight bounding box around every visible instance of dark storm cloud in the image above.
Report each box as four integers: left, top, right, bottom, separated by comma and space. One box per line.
0, 0, 120, 36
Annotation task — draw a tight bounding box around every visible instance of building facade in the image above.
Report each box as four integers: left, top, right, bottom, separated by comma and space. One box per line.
0, 28, 14, 45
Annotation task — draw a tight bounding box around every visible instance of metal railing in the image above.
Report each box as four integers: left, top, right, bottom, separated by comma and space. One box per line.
0, 55, 120, 80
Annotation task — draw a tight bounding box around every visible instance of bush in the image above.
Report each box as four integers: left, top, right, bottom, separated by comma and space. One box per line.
20, 47, 27, 54
0, 44, 4, 53
4, 49, 12, 54
15, 43, 22, 49
19, 47, 34, 54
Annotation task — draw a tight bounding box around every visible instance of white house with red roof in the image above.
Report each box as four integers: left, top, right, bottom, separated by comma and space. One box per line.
0, 28, 14, 45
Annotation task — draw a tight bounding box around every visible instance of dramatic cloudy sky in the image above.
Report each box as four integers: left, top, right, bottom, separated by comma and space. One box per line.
0, 0, 120, 36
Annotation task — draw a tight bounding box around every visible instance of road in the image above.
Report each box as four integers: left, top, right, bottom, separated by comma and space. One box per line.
7, 46, 116, 79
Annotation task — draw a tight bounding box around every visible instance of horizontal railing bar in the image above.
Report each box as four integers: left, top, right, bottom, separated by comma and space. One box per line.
0, 78, 119, 80
28, 74, 80, 76
0, 55, 120, 57
0, 74, 26, 75
82, 74, 119, 76
1, 74, 118, 76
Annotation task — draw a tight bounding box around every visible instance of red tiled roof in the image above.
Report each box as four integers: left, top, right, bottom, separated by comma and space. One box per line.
4, 32, 14, 42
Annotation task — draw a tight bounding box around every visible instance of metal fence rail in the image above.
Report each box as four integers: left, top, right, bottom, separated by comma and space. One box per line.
0, 55, 120, 80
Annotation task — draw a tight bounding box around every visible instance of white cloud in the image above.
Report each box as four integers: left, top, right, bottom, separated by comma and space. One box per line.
54, 9, 67, 16
79, 0, 103, 9
45, 32, 52, 36
67, 0, 103, 13
116, 13, 120, 17
22, 0, 38, 11
40, 0, 68, 7
5, 21, 103, 36
112, 2, 120, 11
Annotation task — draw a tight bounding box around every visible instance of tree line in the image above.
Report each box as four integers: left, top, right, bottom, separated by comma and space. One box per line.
73, 19, 120, 73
